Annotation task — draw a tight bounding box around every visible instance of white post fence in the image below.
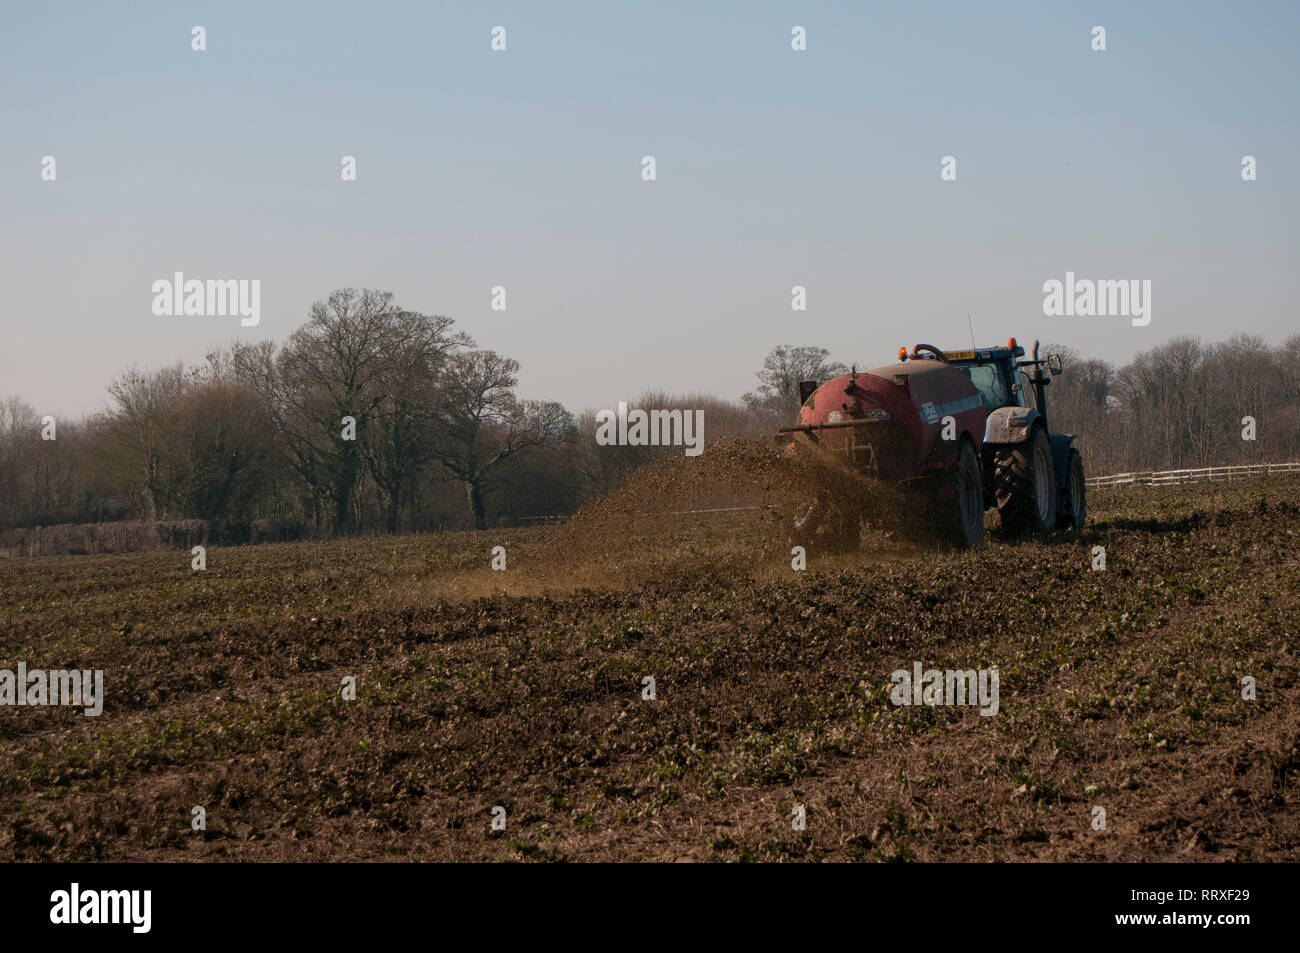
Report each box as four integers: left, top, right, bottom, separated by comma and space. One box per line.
1086, 461, 1300, 489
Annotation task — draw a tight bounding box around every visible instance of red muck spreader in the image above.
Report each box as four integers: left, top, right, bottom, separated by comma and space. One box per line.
777, 340, 1087, 549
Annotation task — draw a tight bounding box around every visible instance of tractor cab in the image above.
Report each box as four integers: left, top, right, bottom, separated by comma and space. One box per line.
942, 344, 1023, 415
929, 338, 1082, 540
939, 339, 1063, 424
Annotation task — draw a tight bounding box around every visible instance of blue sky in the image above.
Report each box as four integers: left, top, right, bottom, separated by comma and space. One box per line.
2, 1, 1296, 418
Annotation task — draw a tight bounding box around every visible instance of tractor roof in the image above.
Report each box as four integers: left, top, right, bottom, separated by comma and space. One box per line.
941, 344, 1025, 361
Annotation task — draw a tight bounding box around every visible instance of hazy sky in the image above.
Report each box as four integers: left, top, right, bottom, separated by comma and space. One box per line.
3, 1, 1297, 420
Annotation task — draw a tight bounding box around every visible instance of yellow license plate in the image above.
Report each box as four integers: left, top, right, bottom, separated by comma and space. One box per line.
943, 350, 975, 361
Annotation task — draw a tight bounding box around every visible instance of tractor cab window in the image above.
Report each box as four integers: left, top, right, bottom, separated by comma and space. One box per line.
958, 363, 1011, 414
1018, 370, 1038, 411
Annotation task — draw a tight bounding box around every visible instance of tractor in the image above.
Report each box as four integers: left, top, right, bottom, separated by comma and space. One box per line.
777, 338, 1086, 548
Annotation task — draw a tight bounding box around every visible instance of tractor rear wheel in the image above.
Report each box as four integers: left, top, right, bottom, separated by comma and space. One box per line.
993, 427, 1057, 538
1056, 449, 1087, 530
947, 439, 985, 548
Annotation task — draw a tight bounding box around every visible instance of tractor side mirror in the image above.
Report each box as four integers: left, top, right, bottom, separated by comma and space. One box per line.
1047, 353, 1063, 376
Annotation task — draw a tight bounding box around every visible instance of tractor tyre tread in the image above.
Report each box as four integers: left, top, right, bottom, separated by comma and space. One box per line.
1056, 449, 1087, 530
993, 427, 1055, 537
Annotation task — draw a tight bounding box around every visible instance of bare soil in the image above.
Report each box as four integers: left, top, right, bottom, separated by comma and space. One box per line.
1, 444, 1297, 861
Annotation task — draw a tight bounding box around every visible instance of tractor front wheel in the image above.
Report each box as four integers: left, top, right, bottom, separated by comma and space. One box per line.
993, 427, 1057, 538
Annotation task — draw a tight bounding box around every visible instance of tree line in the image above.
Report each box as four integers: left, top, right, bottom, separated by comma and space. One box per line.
2, 307, 1298, 542
1041, 334, 1300, 476
0, 289, 775, 540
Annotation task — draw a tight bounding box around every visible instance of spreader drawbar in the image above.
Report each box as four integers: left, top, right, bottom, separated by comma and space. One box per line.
777, 417, 890, 434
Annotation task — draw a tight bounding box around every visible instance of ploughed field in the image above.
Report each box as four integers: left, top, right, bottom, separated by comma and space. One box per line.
1, 448, 1298, 861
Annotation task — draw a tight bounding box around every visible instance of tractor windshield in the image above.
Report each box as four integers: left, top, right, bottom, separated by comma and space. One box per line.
956, 363, 1011, 414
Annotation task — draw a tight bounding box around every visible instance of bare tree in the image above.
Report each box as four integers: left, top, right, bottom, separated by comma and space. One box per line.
0, 398, 40, 526
176, 372, 281, 526
101, 364, 192, 519
429, 349, 572, 529
1210, 334, 1277, 463
1116, 337, 1209, 469
743, 346, 848, 421
234, 289, 468, 533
